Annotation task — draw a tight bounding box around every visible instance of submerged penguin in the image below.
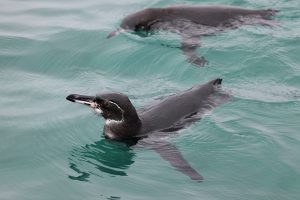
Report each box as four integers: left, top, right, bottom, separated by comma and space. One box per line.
107, 5, 278, 66
66, 78, 231, 180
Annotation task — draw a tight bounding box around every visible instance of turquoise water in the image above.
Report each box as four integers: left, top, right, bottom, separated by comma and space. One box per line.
1, 0, 300, 199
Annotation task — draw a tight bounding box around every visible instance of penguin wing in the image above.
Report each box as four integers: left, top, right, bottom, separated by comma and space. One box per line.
181, 35, 209, 67
139, 139, 203, 181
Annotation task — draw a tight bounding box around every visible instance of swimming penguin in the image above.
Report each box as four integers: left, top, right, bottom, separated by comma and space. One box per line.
107, 5, 278, 66
66, 78, 230, 180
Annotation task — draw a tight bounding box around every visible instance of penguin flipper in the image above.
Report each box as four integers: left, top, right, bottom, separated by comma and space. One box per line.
181, 35, 208, 67
140, 139, 203, 181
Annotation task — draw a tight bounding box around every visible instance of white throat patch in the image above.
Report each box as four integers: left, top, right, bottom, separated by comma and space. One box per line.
93, 108, 103, 114
105, 119, 123, 126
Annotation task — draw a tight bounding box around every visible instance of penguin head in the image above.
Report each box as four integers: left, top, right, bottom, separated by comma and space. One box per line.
66, 92, 139, 123
107, 8, 155, 38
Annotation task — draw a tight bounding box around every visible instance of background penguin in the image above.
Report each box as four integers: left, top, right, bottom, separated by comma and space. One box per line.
107, 5, 278, 66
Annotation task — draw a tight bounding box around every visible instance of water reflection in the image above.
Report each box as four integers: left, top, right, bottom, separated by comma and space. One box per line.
68, 138, 136, 181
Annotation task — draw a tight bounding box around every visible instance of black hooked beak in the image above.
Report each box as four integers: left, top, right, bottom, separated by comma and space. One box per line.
66, 94, 95, 106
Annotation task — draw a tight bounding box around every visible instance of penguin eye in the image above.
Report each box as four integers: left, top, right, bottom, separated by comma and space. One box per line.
101, 100, 117, 110
97, 100, 107, 109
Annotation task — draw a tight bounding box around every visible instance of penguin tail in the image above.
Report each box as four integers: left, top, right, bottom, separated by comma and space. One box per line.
213, 78, 222, 86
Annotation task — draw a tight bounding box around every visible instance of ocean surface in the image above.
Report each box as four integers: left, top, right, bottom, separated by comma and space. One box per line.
1, 0, 300, 199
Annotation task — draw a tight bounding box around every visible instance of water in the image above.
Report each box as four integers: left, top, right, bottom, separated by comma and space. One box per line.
1, 0, 300, 199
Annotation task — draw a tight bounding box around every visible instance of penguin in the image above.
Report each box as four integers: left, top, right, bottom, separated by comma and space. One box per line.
66, 78, 230, 180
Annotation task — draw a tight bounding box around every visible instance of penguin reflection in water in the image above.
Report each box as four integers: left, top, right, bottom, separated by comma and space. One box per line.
66, 78, 230, 180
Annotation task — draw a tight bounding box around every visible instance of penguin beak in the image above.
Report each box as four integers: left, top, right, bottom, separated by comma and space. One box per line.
66, 94, 105, 115
107, 28, 124, 39
66, 94, 95, 106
